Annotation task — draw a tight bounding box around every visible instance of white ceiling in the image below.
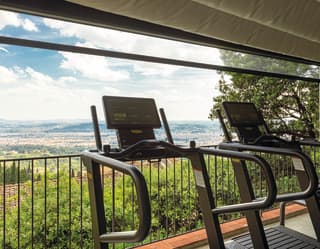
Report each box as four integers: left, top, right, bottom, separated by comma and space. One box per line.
66, 0, 320, 63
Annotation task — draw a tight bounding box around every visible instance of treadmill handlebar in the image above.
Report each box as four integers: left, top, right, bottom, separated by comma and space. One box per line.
105, 139, 195, 158
82, 151, 151, 243
299, 139, 320, 147
200, 147, 277, 214
219, 142, 318, 202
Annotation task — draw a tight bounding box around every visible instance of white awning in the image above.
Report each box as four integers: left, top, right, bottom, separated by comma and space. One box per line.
66, 0, 320, 63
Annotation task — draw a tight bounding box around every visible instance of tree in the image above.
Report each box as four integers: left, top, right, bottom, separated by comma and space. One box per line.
210, 51, 319, 138
9, 162, 17, 184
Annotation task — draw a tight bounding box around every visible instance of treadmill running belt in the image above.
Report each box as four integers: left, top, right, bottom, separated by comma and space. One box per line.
231, 226, 320, 249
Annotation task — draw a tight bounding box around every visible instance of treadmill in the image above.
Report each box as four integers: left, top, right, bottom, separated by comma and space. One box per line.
82, 96, 278, 249
217, 101, 320, 248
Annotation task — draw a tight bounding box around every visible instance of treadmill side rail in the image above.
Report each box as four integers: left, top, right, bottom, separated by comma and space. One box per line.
219, 142, 318, 202
82, 151, 151, 247
195, 147, 278, 249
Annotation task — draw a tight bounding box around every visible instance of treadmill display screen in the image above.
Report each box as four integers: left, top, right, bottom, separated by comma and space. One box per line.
223, 102, 264, 126
103, 96, 161, 129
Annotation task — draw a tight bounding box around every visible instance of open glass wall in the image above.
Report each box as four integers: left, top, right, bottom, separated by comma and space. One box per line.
1, 8, 320, 249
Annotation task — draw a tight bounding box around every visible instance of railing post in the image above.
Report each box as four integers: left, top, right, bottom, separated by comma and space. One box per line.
82, 156, 108, 249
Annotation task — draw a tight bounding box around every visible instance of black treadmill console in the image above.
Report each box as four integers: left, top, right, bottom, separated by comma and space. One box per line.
222, 101, 298, 148
103, 96, 161, 149
222, 102, 265, 144
222, 102, 264, 127
103, 96, 161, 129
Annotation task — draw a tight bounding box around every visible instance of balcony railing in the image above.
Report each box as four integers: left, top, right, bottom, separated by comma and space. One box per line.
0, 145, 319, 248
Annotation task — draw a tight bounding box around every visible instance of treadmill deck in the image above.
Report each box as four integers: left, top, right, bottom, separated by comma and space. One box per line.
225, 226, 320, 249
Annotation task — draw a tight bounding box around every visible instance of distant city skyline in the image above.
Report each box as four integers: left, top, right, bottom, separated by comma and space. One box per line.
0, 10, 222, 121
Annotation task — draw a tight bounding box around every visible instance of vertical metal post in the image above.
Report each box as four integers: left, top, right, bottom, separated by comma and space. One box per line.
31, 160, 34, 249
2, 161, 5, 248
56, 158, 60, 246
44, 158, 47, 249
216, 109, 232, 142
91, 105, 103, 151
188, 152, 226, 249
173, 158, 176, 235
165, 158, 169, 238
17, 160, 21, 249
157, 160, 160, 240
279, 202, 286, 226
83, 156, 108, 249
230, 158, 269, 249
80, 158, 84, 249
159, 108, 174, 144
68, 157, 72, 249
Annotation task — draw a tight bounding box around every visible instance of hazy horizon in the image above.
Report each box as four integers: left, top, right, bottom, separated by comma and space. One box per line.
0, 119, 223, 151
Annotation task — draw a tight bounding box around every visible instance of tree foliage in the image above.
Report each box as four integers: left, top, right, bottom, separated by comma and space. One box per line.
210, 51, 319, 138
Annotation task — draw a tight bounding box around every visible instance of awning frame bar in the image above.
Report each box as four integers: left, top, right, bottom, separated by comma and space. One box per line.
1, 35, 319, 83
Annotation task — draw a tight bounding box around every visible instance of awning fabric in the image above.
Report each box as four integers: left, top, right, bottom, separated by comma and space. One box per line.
66, 0, 320, 63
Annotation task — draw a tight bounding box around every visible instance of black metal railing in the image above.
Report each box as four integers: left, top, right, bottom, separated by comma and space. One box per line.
0, 144, 319, 248
0, 155, 90, 249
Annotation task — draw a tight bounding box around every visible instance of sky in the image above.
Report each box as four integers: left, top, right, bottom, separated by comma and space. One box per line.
0, 10, 223, 121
